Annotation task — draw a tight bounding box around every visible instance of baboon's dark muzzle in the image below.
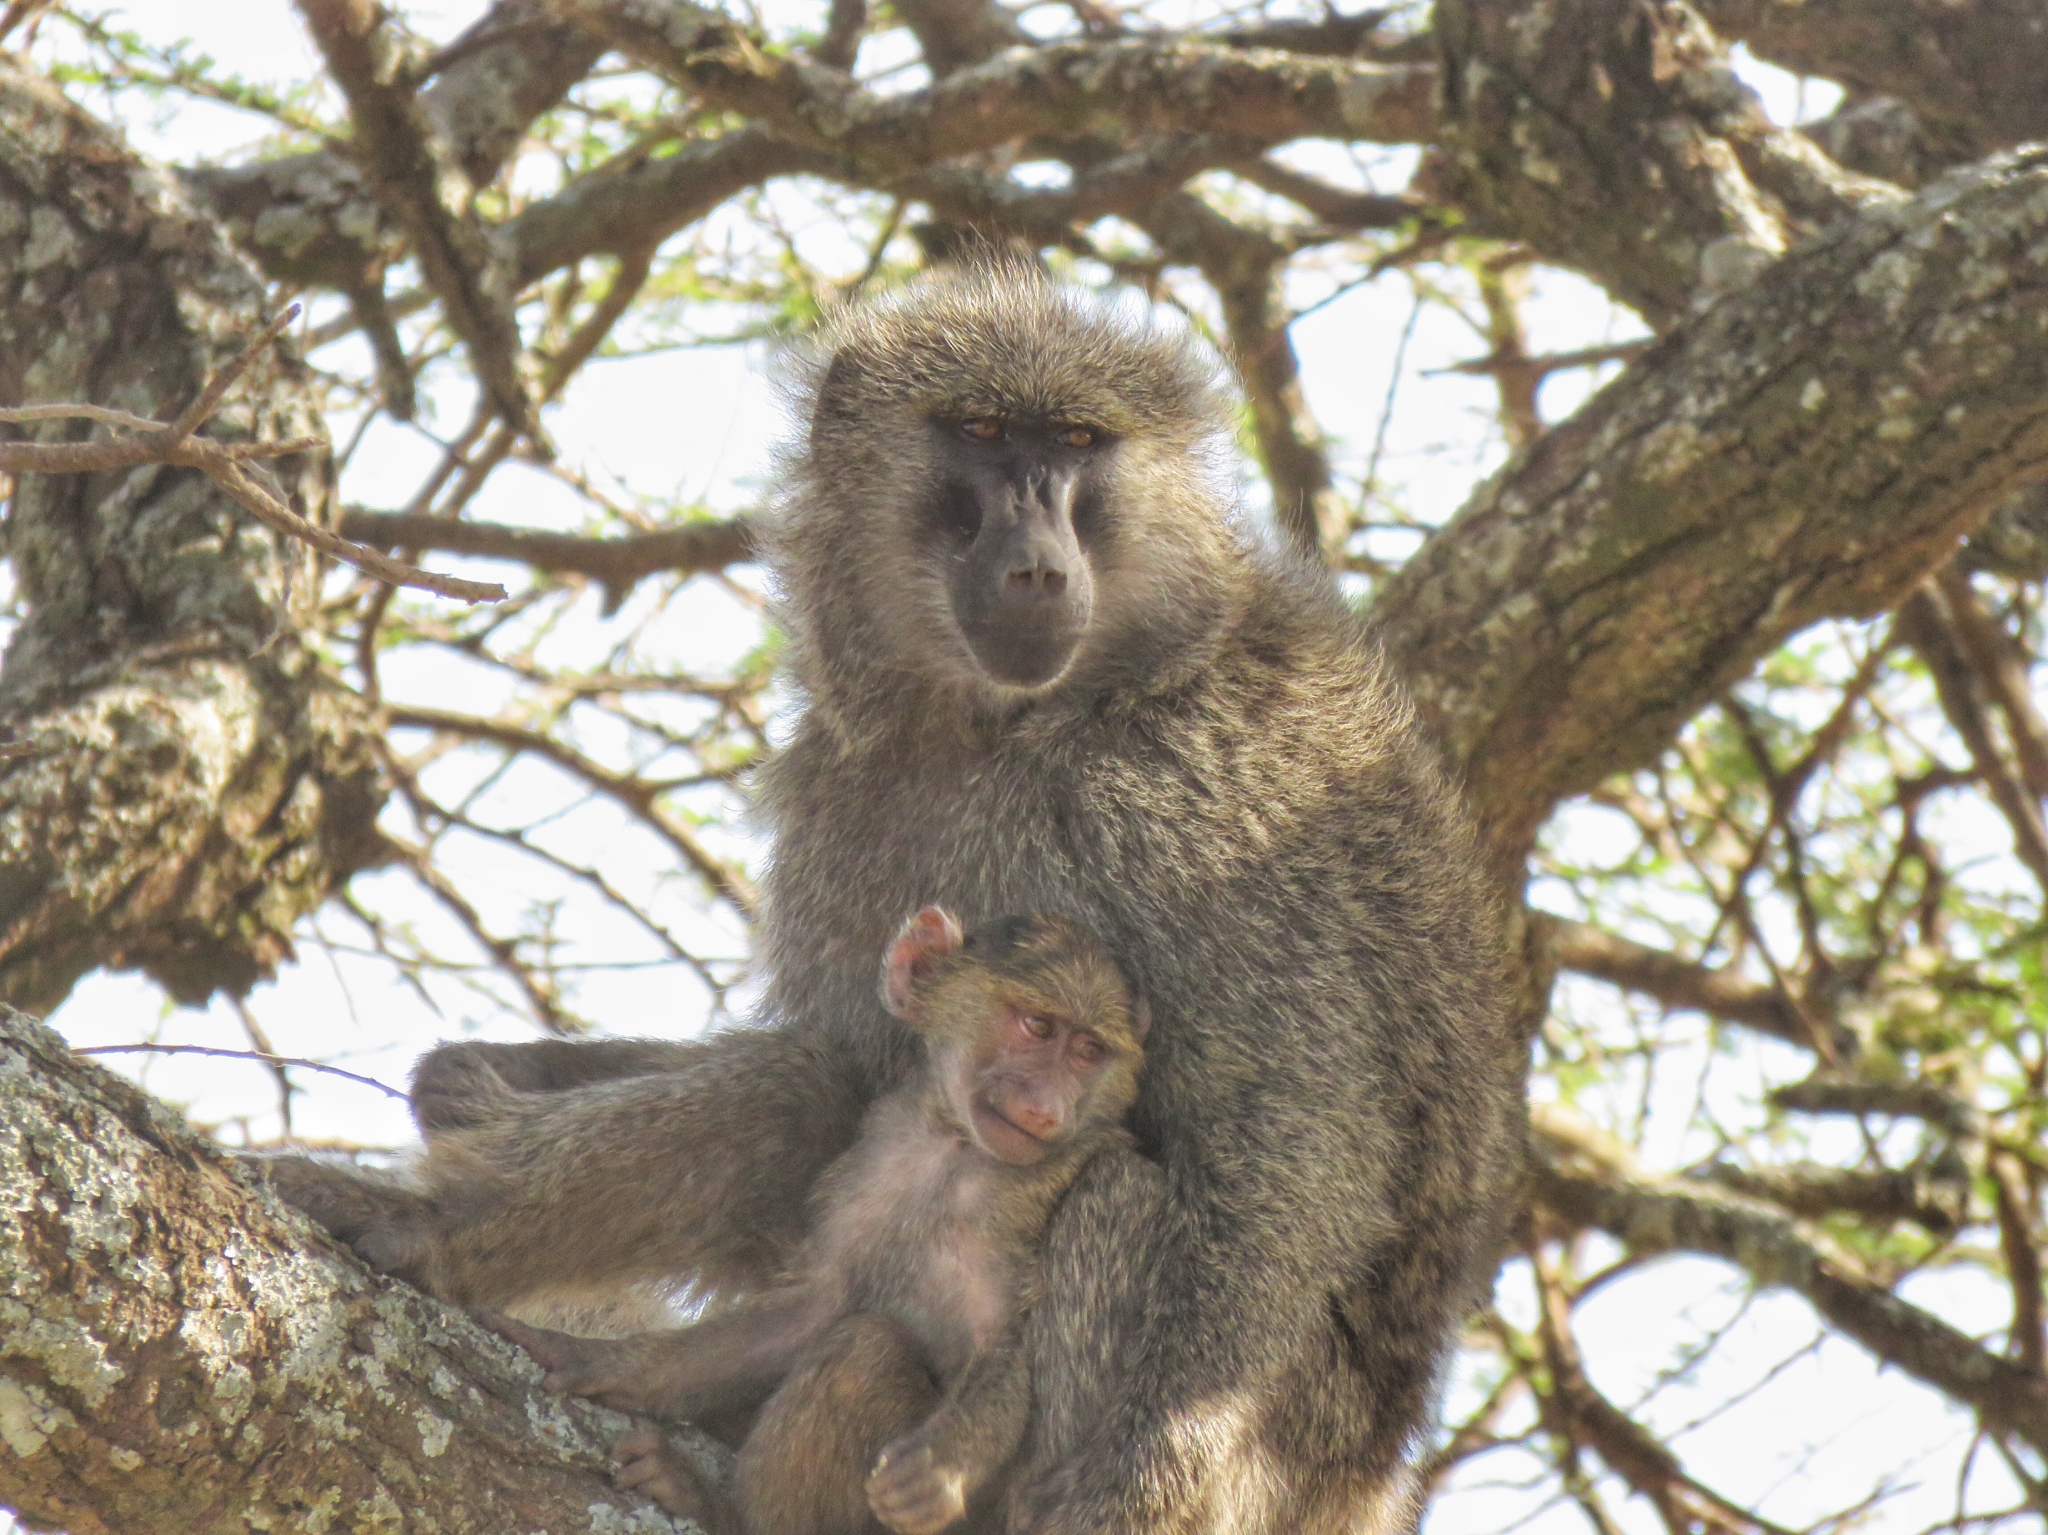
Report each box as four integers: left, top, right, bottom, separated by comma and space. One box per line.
951, 466, 1094, 688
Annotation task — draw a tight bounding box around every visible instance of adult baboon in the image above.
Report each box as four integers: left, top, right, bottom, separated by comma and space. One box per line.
269, 266, 1521, 1534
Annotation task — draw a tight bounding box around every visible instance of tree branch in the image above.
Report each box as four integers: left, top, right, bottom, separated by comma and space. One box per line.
0, 59, 387, 1012
550, 0, 1435, 169
1530, 1248, 1789, 1535
1536, 912, 1838, 1052
1691, 1159, 1966, 1237
337, 510, 755, 604
0, 319, 507, 605
1895, 582, 2048, 895
387, 704, 760, 917
1531, 1105, 2048, 1456
1373, 149, 2048, 870
191, 0, 602, 291
1434, 0, 1902, 328
295, 0, 535, 436
0, 1006, 715, 1533
1694, 0, 2048, 164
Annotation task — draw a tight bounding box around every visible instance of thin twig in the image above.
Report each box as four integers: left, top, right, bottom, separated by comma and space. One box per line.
167, 304, 302, 442
74, 1044, 407, 1101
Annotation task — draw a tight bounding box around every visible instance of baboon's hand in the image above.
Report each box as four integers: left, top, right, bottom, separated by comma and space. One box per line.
868, 1428, 971, 1535
613, 1430, 720, 1525
408, 1042, 520, 1133
251, 1155, 440, 1281
478, 1311, 671, 1413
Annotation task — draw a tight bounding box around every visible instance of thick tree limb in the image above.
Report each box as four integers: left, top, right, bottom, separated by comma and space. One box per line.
0, 60, 386, 1013
889, 0, 1024, 75
1373, 148, 2048, 868
1530, 1105, 2048, 1456
1695, 0, 2048, 165
550, 0, 1435, 168
0, 1005, 712, 1534
1434, 0, 1902, 328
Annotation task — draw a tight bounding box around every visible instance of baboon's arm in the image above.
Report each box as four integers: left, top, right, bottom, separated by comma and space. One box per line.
269, 1026, 868, 1308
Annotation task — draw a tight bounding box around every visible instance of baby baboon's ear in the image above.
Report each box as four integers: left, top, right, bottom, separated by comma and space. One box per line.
881, 906, 965, 1018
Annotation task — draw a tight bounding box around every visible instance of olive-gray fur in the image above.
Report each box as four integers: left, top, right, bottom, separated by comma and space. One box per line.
261, 266, 1523, 1535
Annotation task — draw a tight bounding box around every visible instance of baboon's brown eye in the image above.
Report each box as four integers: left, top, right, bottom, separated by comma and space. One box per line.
961, 416, 1003, 441
1057, 425, 1097, 449
1019, 1012, 1059, 1040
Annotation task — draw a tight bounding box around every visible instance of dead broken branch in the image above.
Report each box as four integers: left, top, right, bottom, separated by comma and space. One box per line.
0, 307, 505, 604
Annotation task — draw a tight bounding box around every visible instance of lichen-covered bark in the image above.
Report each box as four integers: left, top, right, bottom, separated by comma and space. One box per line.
0, 62, 384, 1012
1696, 0, 2048, 164
1434, 0, 1899, 328
0, 1006, 715, 1534
1374, 148, 2048, 867
188, 0, 604, 290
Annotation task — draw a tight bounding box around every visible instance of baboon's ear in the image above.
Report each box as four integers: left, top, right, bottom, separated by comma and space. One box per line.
1129, 993, 1152, 1045
881, 906, 965, 1018
813, 350, 866, 427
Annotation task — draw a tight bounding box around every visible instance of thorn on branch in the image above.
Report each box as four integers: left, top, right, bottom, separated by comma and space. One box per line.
0, 307, 505, 604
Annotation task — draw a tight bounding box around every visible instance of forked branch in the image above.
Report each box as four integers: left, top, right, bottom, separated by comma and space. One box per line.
0, 308, 505, 604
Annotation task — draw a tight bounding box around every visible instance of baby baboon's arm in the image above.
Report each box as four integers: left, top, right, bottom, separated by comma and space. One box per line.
867, 1322, 1032, 1535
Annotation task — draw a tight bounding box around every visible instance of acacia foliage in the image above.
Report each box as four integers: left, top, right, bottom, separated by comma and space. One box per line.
2, 1, 2048, 1531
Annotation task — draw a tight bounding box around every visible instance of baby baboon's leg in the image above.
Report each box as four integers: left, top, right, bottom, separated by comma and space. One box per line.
738, 1313, 939, 1535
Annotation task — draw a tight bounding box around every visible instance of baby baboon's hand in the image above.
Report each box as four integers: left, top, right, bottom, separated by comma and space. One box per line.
868, 1428, 971, 1535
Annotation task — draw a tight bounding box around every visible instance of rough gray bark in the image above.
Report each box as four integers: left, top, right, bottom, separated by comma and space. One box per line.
0, 62, 384, 1014
1433, 0, 1900, 328
8, 0, 2048, 1524
0, 1005, 714, 1534
1696, 0, 2048, 165
1374, 147, 2048, 866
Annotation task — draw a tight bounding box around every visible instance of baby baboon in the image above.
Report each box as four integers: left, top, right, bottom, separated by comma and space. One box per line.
487, 906, 1147, 1535
265, 264, 1520, 1534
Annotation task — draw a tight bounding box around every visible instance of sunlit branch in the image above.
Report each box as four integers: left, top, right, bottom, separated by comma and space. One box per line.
1531, 1105, 2048, 1455
296, 0, 535, 437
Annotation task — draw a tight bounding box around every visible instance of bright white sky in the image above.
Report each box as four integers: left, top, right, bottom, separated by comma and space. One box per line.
14, 6, 2027, 1532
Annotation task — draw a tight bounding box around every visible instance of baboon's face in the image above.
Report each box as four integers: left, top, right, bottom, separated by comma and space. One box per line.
918, 411, 1112, 690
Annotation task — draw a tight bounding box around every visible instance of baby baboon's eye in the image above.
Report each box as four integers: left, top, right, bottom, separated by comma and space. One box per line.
1056, 424, 1097, 449
1019, 1012, 1059, 1041
961, 416, 1004, 441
